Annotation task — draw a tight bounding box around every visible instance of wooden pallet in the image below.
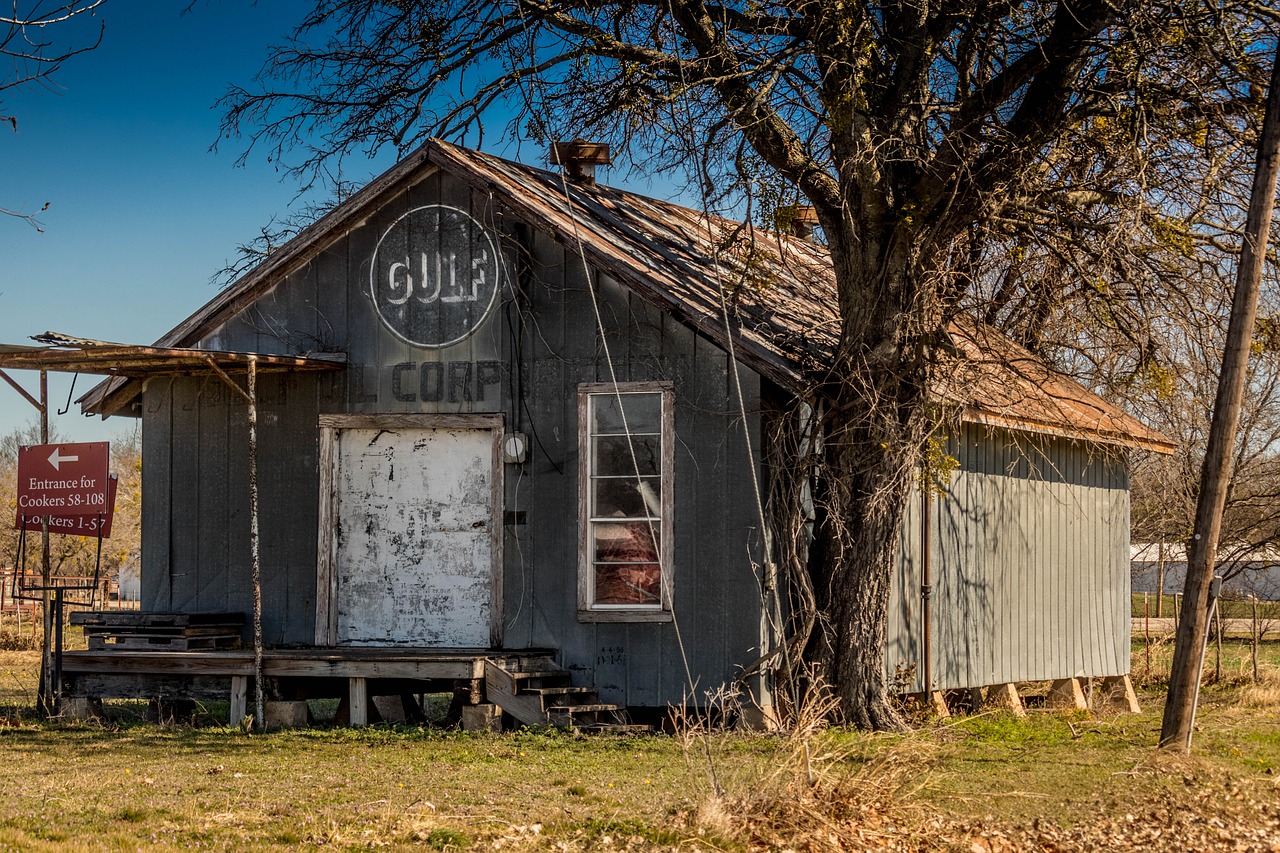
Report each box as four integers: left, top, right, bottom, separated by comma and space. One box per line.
87, 633, 241, 651
71, 611, 245, 629
72, 611, 244, 652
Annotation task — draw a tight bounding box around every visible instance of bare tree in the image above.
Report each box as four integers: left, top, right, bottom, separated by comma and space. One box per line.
219, 0, 1275, 728
2, 0, 106, 230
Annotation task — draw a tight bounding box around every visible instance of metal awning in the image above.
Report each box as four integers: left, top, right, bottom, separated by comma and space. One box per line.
0, 331, 346, 730
0, 332, 347, 418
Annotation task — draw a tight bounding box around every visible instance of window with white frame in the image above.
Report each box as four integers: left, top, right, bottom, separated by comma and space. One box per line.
578, 383, 673, 618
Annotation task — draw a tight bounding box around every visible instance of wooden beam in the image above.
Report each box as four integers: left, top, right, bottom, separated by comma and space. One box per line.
0, 367, 43, 412
203, 356, 252, 404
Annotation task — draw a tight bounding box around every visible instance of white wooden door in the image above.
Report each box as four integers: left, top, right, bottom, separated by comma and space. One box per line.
324, 418, 500, 647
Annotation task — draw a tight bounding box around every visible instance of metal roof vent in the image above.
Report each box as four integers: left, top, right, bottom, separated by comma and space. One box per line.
778, 205, 821, 241
550, 139, 612, 185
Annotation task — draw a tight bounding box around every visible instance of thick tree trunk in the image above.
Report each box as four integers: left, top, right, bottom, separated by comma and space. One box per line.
809, 422, 919, 730
798, 195, 935, 730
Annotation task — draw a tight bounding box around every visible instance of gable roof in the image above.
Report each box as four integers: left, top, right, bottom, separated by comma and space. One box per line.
81, 139, 1174, 453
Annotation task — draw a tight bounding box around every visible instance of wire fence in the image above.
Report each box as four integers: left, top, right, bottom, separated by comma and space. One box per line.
0, 568, 137, 637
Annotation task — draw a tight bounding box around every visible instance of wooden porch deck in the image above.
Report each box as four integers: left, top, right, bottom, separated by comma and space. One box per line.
59, 647, 555, 727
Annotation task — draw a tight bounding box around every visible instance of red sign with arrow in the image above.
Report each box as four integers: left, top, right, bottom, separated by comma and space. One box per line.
15, 441, 110, 517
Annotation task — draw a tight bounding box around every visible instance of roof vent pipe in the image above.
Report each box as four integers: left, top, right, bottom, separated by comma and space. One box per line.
550, 139, 612, 185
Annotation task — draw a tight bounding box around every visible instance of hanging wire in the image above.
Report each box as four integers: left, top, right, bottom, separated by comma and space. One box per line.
503, 7, 721, 790
655, 0, 798, 717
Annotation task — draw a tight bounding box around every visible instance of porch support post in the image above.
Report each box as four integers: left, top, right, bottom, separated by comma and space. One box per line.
229, 675, 248, 727
349, 677, 368, 727
38, 369, 54, 716
247, 357, 264, 731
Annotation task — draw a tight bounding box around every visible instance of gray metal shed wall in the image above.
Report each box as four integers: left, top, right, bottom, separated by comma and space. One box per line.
886, 424, 1132, 692
139, 168, 769, 707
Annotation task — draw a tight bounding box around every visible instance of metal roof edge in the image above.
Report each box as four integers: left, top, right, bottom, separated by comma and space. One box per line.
960, 407, 1178, 454
425, 141, 810, 395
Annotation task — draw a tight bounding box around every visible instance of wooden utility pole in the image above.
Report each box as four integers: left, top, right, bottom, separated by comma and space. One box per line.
1160, 41, 1280, 750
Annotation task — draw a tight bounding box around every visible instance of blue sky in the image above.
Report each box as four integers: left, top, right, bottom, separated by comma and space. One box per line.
0, 3, 389, 444
1, 2, 675, 449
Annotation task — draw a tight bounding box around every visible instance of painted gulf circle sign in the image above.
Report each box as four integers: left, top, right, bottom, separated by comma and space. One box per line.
370, 205, 502, 348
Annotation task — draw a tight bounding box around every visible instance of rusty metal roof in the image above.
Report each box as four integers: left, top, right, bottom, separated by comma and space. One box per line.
80, 139, 1173, 452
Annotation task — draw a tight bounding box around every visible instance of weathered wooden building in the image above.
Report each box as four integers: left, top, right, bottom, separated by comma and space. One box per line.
73, 140, 1171, 721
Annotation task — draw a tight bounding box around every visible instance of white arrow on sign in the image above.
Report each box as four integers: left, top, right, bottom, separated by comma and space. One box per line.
47, 448, 80, 471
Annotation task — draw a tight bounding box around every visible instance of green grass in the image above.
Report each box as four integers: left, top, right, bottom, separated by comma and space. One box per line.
0, 649, 1275, 849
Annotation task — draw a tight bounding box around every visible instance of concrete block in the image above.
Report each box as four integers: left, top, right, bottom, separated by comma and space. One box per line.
1046, 678, 1088, 711
979, 683, 1026, 717
904, 691, 951, 718
736, 703, 782, 731
373, 695, 410, 724
265, 700, 309, 729
1096, 675, 1141, 714
461, 703, 502, 732
59, 697, 104, 721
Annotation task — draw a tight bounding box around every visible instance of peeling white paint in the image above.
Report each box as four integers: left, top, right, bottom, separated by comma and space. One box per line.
334, 426, 494, 646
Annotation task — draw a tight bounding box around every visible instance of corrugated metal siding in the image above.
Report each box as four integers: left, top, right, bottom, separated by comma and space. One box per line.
886, 423, 1131, 692
140, 169, 770, 707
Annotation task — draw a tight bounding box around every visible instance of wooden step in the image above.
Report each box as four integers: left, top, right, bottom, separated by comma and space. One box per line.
547, 704, 626, 728
507, 672, 571, 691
483, 657, 650, 734
573, 723, 651, 735
529, 686, 597, 700
484, 659, 559, 726
547, 703, 621, 714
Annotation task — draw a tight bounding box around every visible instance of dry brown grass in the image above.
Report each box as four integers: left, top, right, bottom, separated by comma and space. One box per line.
709, 743, 934, 851
1236, 669, 1280, 708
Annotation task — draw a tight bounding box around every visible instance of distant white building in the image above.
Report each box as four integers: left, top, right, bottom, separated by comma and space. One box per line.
1131, 542, 1280, 600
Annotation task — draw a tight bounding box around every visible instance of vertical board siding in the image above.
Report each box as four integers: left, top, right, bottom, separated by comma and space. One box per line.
142, 167, 771, 708
888, 423, 1132, 691
140, 379, 173, 611
141, 373, 322, 644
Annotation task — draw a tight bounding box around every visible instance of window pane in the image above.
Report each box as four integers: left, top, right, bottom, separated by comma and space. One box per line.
593, 393, 661, 435
593, 476, 661, 517
594, 435, 659, 477
592, 521, 660, 564
594, 563, 661, 605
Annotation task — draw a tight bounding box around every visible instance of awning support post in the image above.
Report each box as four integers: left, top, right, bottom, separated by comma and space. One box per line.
199, 355, 265, 731
247, 358, 264, 731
